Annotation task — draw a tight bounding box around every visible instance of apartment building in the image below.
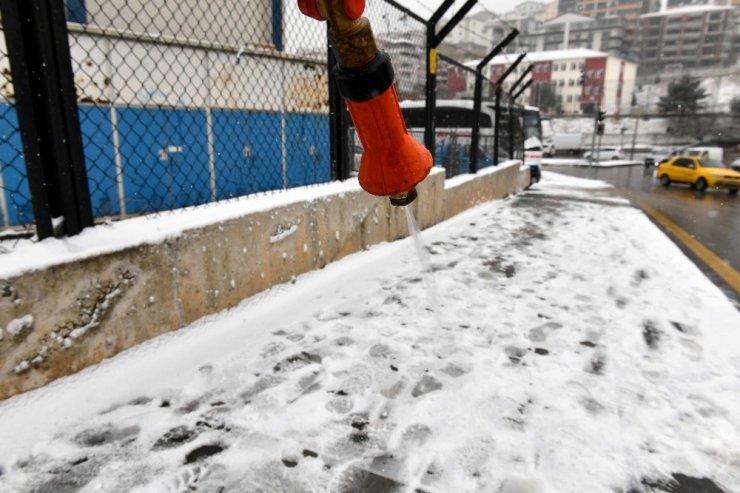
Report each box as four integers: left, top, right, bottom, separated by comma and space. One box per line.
559, 0, 657, 19
378, 29, 427, 100
522, 13, 631, 59
469, 49, 637, 115
557, 0, 659, 47
636, 4, 738, 74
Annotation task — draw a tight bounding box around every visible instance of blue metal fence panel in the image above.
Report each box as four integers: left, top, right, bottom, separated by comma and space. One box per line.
0, 103, 32, 225
168, 108, 211, 208
212, 110, 283, 198
79, 105, 119, 216
2, 103, 333, 225
286, 113, 330, 188
117, 107, 209, 213
117, 107, 167, 213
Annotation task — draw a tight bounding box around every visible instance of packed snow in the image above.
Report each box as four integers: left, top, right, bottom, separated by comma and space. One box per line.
0, 172, 738, 492
542, 158, 642, 167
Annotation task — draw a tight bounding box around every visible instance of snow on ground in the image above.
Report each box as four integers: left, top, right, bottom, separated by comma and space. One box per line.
542, 158, 642, 168
0, 172, 739, 492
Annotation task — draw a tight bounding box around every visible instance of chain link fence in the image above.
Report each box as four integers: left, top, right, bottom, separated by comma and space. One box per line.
346, 0, 428, 177
0, 27, 32, 232
431, 10, 519, 177
1, 0, 535, 238
0, 0, 330, 232
70, 0, 329, 218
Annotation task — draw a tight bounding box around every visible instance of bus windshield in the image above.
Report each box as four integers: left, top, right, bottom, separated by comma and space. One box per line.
522, 108, 543, 142
402, 106, 492, 129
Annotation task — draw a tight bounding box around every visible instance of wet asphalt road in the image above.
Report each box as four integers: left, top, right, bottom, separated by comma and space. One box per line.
543, 163, 740, 304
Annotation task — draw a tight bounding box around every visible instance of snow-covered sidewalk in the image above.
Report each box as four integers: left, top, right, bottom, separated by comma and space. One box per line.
0, 172, 738, 492
543, 158, 642, 167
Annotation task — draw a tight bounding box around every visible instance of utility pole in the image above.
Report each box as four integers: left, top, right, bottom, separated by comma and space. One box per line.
590, 107, 606, 166
630, 107, 641, 160
589, 105, 599, 167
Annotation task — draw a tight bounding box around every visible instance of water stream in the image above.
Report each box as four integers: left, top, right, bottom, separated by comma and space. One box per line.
402, 206, 452, 357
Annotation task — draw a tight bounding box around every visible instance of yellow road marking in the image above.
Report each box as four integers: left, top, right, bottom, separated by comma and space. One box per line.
639, 203, 740, 294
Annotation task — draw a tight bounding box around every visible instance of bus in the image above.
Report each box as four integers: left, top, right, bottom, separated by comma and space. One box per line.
521, 105, 544, 184
522, 105, 544, 143
398, 99, 513, 178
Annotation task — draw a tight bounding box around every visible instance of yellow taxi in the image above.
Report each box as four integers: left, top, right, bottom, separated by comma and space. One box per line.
657, 156, 740, 195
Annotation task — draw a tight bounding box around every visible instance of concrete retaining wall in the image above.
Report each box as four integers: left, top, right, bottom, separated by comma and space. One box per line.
0, 162, 524, 400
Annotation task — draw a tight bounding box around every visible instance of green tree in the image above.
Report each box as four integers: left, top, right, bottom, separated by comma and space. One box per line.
658, 76, 709, 138
658, 76, 708, 115
534, 82, 560, 114
731, 96, 740, 119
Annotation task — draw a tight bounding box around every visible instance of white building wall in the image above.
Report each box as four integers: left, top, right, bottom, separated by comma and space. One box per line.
550, 58, 585, 114
603, 57, 622, 113
444, 17, 489, 46
68, 33, 296, 112
620, 62, 637, 113
85, 0, 273, 48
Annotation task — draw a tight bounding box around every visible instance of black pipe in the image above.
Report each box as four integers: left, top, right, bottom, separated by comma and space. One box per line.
494, 86, 501, 166
513, 78, 533, 101
1, 0, 93, 238
425, 0, 478, 165
470, 30, 519, 173
510, 65, 533, 96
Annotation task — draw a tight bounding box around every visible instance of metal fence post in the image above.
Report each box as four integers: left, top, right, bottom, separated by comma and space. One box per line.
512, 78, 533, 160
494, 86, 502, 167
328, 39, 351, 181
471, 30, 518, 173
0, 0, 93, 239
425, 0, 477, 164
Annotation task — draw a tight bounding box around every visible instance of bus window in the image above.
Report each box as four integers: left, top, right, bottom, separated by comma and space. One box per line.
401, 106, 492, 129
522, 108, 543, 142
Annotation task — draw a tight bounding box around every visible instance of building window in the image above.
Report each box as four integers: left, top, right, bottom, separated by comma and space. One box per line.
569, 79, 575, 86
559, 80, 565, 87
571, 62, 577, 70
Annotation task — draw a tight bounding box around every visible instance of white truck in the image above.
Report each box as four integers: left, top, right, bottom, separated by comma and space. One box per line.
686, 146, 724, 164
548, 133, 583, 156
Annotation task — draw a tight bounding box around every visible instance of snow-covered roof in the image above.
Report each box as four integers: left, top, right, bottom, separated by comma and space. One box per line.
400, 99, 474, 109
641, 4, 734, 18
465, 49, 610, 67
544, 13, 596, 25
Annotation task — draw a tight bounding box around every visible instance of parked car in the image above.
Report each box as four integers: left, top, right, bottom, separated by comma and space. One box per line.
583, 147, 624, 161
656, 156, 740, 194
643, 143, 695, 167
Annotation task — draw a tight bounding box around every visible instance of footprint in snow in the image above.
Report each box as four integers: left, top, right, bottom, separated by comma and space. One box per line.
75, 424, 140, 448
642, 320, 663, 350
679, 338, 703, 361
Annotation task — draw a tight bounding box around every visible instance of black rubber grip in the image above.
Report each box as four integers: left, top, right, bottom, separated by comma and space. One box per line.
334, 51, 395, 103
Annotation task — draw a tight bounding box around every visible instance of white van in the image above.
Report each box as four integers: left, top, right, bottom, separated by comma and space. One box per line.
686, 146, 724, 164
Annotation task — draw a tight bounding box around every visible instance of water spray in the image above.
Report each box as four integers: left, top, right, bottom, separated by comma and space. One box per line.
297, 0, 432, 206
